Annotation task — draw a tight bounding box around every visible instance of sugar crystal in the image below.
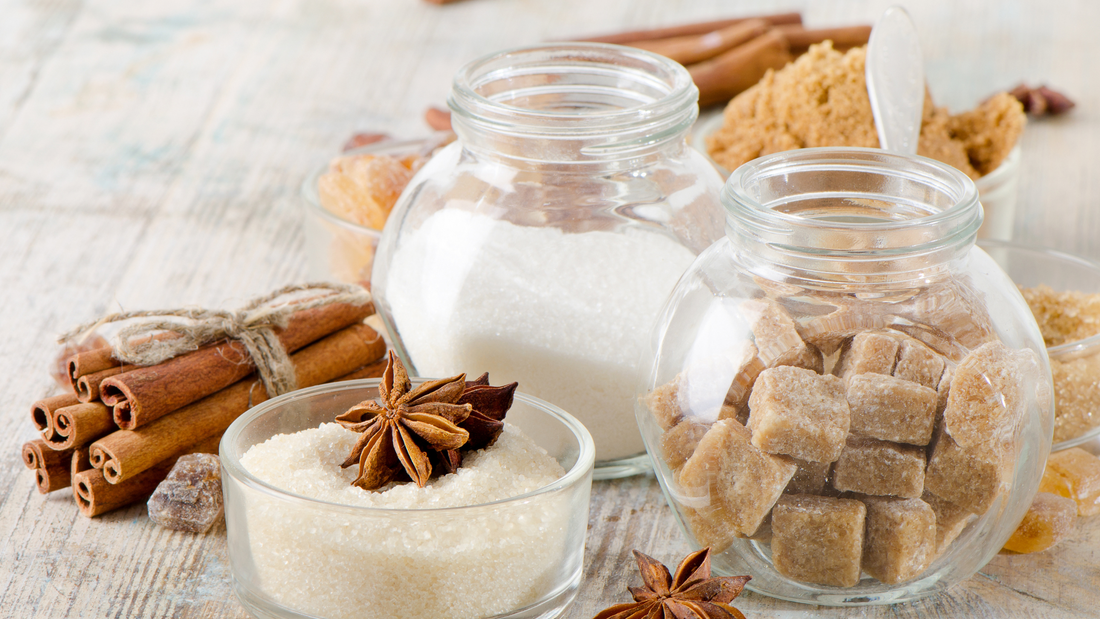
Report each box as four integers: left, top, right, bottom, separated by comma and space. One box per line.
771, 494, 866, 587
846, 372, 938, 445
831, 436, 925, 498
1002, 492, 1077, 554
747, 366, 849, 462
1040, 447, 1100, 516
833, 332, 899, 380
147, 453, 223, 533
860, 496, 936, 584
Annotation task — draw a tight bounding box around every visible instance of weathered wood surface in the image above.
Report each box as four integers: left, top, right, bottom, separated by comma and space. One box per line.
1, 0, 1098, 617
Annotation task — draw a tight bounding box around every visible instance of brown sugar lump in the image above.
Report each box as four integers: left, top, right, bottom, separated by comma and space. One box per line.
772, 494, 866, 587
922, 491, 975, 556
833, 332, 899, 380
661, 420, 710, 471
1002, 492, 1077, 554
943, 341, 1026, 449
846, 373, 939, 445
1051, 355, 1100, 443
861, 496, 936, 584
785, 459, 833, 496
645, 378, 684, 431
741, 298, 819, 370
831, 436, 926, 498
797, 303, 889, 356
723, 345, 768, 412
894, 338, 946, 390
679, 419, 798, 545
924, 425, 1008, 515
1021, 284, 1100, 347
747, 366, 850, 462
1039, 448, 1100, 516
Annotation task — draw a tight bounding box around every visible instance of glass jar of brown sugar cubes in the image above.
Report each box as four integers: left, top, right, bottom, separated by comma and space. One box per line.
636, 148, 1054, 606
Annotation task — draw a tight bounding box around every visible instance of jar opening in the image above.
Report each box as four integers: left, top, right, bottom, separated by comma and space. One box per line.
449, 44, 698, 161
724, 148, 982, 286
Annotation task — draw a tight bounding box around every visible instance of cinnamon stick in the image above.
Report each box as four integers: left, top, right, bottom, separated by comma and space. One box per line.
689, 29, 792, 107
576, 12, 802, 44
67, 347, 120, 391
626, 19, 770, 66
22, 439, 74, 493
72, 447, 93, 480
50, 402, 116, 451
101, 300, 375, 430
776, 24, 872, 55
425, 106, 452, 132
333, 356, 390, 382
90, 323, 385, 484
74, 434, 221, 518
31, 393, 80, 441
75, 366, 125, 402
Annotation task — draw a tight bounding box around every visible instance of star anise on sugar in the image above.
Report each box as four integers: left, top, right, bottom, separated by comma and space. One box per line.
593, 548, 751, 619
336, 351, 472, 490
437, 372, 518, 474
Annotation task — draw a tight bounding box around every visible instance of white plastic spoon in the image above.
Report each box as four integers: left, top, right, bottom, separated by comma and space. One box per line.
866, 6, 925, 154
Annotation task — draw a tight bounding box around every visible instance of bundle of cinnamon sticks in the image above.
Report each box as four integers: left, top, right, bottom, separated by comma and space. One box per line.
22, 292, 388, 518
581, 12, 871, 107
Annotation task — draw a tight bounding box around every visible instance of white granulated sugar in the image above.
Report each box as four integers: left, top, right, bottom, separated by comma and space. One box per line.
386, 208, 695, 461
238, 423, 572, 619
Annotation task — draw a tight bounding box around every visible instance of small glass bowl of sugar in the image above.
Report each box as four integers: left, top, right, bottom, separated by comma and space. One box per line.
221, 379, 594, 619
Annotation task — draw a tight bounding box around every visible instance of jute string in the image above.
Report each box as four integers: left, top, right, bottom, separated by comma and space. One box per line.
58, 282, 371, 399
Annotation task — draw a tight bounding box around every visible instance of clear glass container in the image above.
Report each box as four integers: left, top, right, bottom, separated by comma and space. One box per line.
637, 148, 1053, 605
221, 379, 594, 619
371, 43, 726, 478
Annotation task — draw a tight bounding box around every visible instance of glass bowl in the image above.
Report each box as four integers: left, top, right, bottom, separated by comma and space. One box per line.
301, 138, 431, 286
979, 239, 1100, 453
220, 379, 594, 619
690, 112, 1021, 240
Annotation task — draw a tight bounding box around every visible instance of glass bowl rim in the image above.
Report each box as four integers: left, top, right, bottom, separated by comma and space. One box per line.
220, 378, 596, 515
300, 137, 441, 238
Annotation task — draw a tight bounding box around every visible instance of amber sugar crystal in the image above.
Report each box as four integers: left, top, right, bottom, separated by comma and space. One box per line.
679, 419, 797, 547
1040, 447, 1100, 516
1002, 492, 1077, 554
317, 153, 418, 230
846, 372, 939, 445
772, 494, 866, 587
747, 365, 850, 462
832, 435, 925, 498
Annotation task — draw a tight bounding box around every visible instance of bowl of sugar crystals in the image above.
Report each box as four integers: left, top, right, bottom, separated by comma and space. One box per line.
636, 147, 1054, 605
221, 353, 594, 619
370, 43, 727, 479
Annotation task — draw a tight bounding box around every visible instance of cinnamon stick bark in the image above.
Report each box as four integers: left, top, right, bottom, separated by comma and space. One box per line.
101, 300, 375, 430
627, 19, 770, 66
74, 434, 220, 518
776, 24, 872, 54
576, 12, 802, 44
22, 439, 74, 493
90, 323, 385, 484
67, 347, 120, 391
689, 29, 792, 107
425, 106, 452, 132
75, 366, 125, 402
333, 356, 390, 382
50, 402, 116, 451
31, 393, 80, 441
72, 447, 93, 480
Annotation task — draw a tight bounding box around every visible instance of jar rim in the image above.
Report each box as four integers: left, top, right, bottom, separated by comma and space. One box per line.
724, 147, 982, 256
448, 43, 698, 139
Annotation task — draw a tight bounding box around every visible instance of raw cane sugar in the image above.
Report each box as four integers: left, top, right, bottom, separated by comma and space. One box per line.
747, 366, 850, 462
771, 494, 866, 587
831, 436, 925, 499
860, 496, 936, 584
846, 372, 939, 445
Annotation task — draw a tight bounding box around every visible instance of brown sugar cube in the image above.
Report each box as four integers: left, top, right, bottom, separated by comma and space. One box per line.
846, 373, 939, 445
798, 304, 888, 355
645, 379, 683, 431
679, 419, 797, 548
860, 496, 936, 584
922, 491, 975, 556
742, 298, 814, 368
1002, 492, 1077, 554
1040, 447, 1100, 516
894, 338, 946, 389
661, 420, 710, 470
747, 366, 850, 462
944, 341, 1026, 448
833, 332, 900, 380
772, 494, 866, 587
832, 436, 926, 498
785, 458, 832, 495
924, 425, 1008, 515
723, 345, 767, 412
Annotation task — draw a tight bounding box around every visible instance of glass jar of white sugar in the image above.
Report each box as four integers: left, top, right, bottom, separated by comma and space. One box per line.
371, 43, 725, 478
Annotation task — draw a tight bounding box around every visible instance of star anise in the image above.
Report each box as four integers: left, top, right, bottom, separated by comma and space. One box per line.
336, 351, 473, 490
593, 548, 751, 619
436, 372, 518, 474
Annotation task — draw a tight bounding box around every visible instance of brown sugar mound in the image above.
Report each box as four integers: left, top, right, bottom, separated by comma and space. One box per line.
705, 43, 1026, 179
1020, 285, 1100, 347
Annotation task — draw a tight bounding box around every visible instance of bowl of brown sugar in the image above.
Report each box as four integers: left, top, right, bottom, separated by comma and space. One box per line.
979, 239, 1100, 452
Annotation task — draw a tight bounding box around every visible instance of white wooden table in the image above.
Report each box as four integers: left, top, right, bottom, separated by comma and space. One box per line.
2, 0, 1098, 617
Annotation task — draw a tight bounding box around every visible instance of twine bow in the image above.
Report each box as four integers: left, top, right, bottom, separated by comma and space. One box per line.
58, 282, 372, 399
